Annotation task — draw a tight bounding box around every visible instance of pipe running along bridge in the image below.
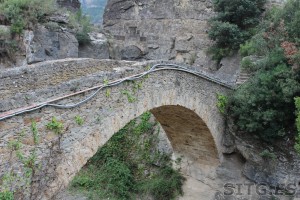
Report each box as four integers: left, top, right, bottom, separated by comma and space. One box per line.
0, 58, 233, 199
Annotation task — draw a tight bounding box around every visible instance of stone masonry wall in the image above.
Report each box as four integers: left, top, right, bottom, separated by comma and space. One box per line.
0, 59, 229, 199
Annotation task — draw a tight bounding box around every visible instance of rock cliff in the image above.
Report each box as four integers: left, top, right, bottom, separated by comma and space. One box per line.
103, 0, 216, 69
103, 0, 287, 71
57, 0, 81, 11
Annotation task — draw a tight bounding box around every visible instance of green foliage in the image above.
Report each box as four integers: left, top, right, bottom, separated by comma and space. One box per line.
0, 0, 56, 35
138, 166, 184, 200
228, 0, 300, 141
240, 40, 256, 57
71, 112, 184, 200
1, 124, 40, 199
208, 21, 245, 60
31, 121, 39, 145
216, 93, 228, 114
259, 149, 276, 160
208, 0, 266, 61
75, 115, 84, 126
212, 0, 266, 28
103, 78, 109, 85
294, 97, 300, 154
241, 57, 256, 71
105, 89, 111, 98
122, 90, 136, 103
132, 81, 143, 93
230, 64, 300, 140
46, 117, 64, 135
0, 191, 14, 200
69, 9, 92, 45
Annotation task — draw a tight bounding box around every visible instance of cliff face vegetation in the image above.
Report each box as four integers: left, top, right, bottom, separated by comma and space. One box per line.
0, 0, 105, 68
222, 0, 300, 144
70, 113, 185, 200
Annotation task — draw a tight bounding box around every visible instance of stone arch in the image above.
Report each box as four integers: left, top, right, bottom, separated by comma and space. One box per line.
41, 68, 227, 198
151, 105, 219, 163
0, 64, 229, 199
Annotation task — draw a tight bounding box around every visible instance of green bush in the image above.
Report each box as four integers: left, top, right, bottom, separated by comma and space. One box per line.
216, 93, 228, 114
228, 0, 300, 142
69, 10, 92, 45
259, 149, 276, 160
294, 97, 300, 154
229, 64, 300, 140
46, 117, 64, 135
138, 166, 184, 200
0, 0, 56, 35
208, 0, 266, 61
241, 57, 256, 71
0, 191, 14, 200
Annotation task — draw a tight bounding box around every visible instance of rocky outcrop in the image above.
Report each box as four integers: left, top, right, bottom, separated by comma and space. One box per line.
78, 32, 110, 59
25, 25, 79, 64
103, 0, 215, 69
56, 0, 81, 11
0, 24, 110, 69
103, 0, 287, 75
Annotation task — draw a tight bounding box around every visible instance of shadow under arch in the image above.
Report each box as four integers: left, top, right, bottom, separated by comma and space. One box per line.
151, 105, 219, 174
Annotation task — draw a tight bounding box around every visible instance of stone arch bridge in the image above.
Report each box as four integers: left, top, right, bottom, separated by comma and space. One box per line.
0, 58, 233, 199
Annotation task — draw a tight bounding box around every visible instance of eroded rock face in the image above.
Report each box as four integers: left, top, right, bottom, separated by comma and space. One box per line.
56, 0, 81, 11
25, 25, 79, 64
103, 0, 215, 69
78, 32, 110, 59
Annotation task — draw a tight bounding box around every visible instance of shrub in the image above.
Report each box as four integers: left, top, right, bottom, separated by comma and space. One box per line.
208, 0, 266, 61
229, 64, 300, 140
0, 191, 14, 200
208, 21, 245, 60
0, 0, 56, 35
216, 93, 228, 114
69, 10, 92, 45
71, 112, 184, 200
46, 117, 64, 135
212, 0, 266, 28
228, 0, 300, 142
75, 115, 84, 126
241, 57, 256, 71
259, 149, 276, 160
294, 97, 300, 154
44, 21, 60, 31
138, 166, 185, 200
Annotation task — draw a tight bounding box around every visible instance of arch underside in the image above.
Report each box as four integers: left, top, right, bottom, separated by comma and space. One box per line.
151, 105, 219, 167
151, 104, 221, 182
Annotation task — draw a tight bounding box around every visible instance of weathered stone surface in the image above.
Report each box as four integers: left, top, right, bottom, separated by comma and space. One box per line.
103, 0, 215, 68
56, 0, 81, 11
121, 45, 143, 60
103, 0, 287, 79
78, 32, 110, 59
214, 53, 242, 84
0, 58, 229, 199
25, 25, 78, 64
48, 13, 70, 24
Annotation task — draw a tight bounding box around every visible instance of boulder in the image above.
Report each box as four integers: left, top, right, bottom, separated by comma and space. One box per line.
25, 25, 78, 64
78, 32, 110, 59
121, 45, 143, 60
